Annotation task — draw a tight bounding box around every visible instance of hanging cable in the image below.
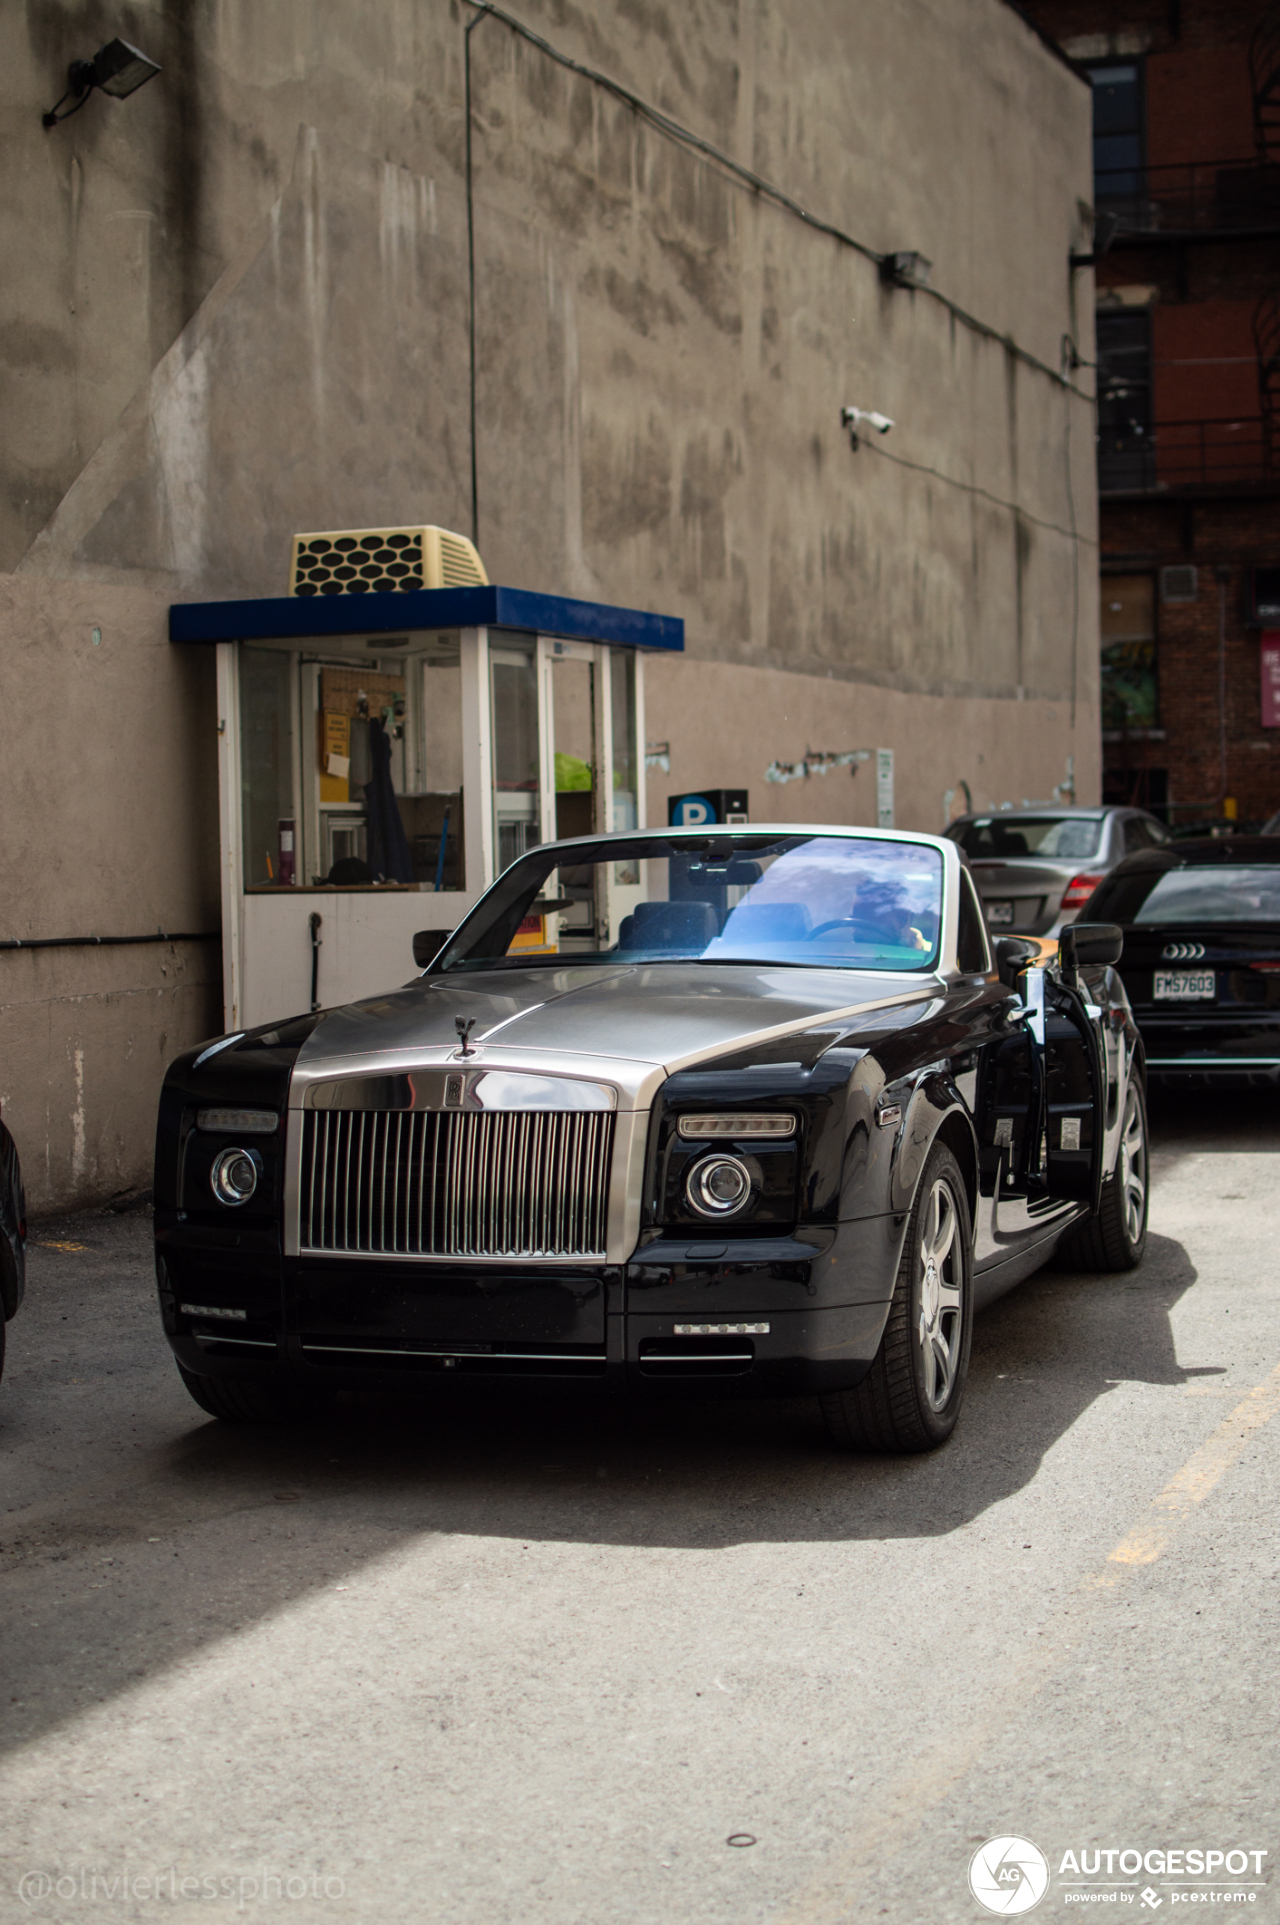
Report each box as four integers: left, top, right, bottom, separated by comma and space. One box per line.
858, 435, 1093, 545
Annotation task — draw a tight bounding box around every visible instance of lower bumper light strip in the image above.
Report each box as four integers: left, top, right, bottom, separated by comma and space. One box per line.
641, 1351, 754, 1365
193, 1332, 277, 1348
300, 1343, 605, 1363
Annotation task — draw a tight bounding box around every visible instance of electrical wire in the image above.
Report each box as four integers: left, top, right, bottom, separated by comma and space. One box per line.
0, 932, 218, 952
858, 432, 1096, 546
41, 84, 93, 128
462, 0, 1091, 401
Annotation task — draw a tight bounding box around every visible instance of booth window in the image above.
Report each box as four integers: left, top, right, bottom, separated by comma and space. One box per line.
239, 640, 466, 891
241, 646, 296, 887
610, 649, 640, 884
491, 639, 541, 874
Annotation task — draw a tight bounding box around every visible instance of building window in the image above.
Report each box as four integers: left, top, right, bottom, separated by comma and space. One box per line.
1097, 310, 1154, 492
1087, 61, 1145, 202
1101, 574, 1157, 733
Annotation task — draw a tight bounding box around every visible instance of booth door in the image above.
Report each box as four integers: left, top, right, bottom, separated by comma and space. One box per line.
488, 637, 646, 955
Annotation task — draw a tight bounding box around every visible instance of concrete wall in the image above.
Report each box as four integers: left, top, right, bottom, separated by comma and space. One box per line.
0, 578, 221, 1211
1, 0, 1098, 1208
643, 658, 1084, 832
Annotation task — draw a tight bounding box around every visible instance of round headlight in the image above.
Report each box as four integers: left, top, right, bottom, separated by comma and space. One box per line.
210, 1146, 260, 1208
687, 1154, 753, 1219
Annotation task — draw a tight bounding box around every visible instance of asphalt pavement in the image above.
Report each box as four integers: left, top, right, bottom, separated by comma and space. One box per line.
2, 1088, 1279, 1924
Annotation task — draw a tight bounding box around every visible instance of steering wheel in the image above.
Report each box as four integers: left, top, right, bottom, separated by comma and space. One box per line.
805, 917, 902, 945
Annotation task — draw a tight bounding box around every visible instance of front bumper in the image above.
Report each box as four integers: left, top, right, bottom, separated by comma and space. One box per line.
156, 1214, 904, 1399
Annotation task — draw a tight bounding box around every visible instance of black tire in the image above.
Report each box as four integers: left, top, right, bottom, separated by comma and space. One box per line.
821, 1143, 974, 1454
177, 1362, 330, 1426
1055, 1074, 1149, 1273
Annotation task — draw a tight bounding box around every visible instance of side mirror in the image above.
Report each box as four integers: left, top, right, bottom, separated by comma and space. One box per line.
995, 936, 1039, 990
413, 929, 452, 969
1059, 922, 1123, 975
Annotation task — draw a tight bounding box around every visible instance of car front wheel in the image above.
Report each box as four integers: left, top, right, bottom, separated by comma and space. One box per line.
177, 1363, 331, 1426
821, 1142, 973, 1454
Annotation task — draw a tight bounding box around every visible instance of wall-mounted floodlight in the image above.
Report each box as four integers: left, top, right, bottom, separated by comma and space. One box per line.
841, 406, 895, 450
43, 38, 161, 127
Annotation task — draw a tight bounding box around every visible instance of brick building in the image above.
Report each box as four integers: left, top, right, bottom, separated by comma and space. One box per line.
1020, 0, 1280, 823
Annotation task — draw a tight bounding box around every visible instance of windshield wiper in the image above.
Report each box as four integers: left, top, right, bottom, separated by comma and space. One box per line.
691, 955, 809, 968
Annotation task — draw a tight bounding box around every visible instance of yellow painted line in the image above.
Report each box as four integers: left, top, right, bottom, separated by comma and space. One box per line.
37, 1240, 88, 1253
1108, 1360, 1280, 1567
771, 1361, 1280, 1925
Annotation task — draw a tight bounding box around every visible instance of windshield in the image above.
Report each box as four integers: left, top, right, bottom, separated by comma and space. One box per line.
951, 815, 1104, 860
1091, 863, 1280, 925
432, 834, 945, 973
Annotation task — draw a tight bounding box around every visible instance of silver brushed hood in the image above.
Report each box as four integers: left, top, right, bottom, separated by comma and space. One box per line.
294, 962, 939, 1078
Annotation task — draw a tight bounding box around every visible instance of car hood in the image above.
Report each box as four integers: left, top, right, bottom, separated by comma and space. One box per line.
294, 961, 941, 1082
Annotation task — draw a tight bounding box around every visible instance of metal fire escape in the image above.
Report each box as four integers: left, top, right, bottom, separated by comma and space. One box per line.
1252, 2, 1280, 163
1255, 291, 1280, 472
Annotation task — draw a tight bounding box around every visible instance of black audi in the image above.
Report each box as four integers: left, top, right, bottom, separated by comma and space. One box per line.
1083, 835, 1280, 1082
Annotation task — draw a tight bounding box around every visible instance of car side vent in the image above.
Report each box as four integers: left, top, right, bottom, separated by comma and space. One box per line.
289, 525, 488, 597
1160, 564, 1199, 604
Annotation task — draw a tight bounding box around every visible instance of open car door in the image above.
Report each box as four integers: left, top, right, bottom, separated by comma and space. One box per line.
978, 935, 1111, 1218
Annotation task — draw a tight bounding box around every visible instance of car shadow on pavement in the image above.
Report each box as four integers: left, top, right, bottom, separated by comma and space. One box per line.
0, 1221, 1209, 1762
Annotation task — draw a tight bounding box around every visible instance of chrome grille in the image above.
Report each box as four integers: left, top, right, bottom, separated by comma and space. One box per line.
299, 1110, 614, 1258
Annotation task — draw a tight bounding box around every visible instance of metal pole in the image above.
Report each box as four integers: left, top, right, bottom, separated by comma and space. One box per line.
309, 912, 323, 1012
465, 9, 488, 550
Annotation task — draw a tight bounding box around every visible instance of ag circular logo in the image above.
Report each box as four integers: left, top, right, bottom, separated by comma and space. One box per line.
968, 1836, 1050, 1915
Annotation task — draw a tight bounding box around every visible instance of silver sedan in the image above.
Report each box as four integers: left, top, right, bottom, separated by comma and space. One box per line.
945, 805, 1170, 936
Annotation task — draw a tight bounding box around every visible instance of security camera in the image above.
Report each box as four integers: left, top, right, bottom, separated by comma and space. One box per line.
841, 405, 894, 441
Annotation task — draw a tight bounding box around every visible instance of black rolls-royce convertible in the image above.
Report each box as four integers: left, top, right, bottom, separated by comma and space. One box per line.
154, 826, 1147, 1453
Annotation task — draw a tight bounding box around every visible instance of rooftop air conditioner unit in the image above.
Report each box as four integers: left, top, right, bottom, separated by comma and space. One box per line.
289, 525, 488, 597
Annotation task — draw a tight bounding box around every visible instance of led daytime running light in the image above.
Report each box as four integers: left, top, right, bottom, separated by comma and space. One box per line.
678, 1114, 795, 1139
197, 1108, 279, 1133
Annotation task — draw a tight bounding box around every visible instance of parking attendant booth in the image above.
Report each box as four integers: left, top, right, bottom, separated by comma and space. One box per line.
170, 563, 683, 1031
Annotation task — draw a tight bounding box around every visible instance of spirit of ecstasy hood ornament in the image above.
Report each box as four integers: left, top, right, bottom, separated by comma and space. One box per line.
454, 1016, 477, 1057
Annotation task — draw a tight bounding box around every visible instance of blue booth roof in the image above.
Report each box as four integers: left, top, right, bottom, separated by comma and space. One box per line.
168, 585, 683, 651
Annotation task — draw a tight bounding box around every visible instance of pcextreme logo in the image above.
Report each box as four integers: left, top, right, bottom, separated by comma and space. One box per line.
969, 1837, 1051, 1915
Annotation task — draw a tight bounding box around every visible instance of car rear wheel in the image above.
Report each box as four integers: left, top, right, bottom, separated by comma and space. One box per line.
821, 1143, 973, 1454
176, 1363, 331, 1426
1054, 1075, 1149, 1273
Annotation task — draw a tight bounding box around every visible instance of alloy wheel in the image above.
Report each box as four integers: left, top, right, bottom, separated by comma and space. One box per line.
917, 1177, 964, 1411
1118, 1082, 1147, 1245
